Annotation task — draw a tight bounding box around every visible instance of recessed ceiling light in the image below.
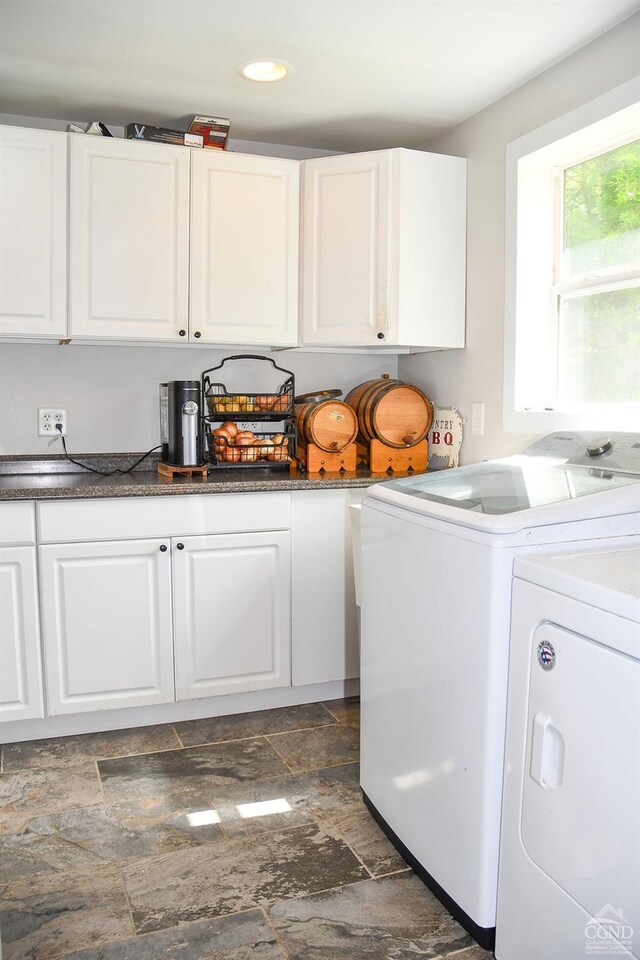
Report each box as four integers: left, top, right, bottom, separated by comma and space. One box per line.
239, 60, 292, 83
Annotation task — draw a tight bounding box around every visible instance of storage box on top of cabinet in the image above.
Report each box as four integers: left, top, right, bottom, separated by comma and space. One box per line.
301, 148, 467, 350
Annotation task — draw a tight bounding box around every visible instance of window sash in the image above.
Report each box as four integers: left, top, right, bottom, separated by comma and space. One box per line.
554, 133, 640, 287
504, 78, 640, 434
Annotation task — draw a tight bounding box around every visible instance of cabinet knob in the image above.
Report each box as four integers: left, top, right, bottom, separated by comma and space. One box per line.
177, 542, 184, 550
159, 544, 168, 552
377, 332, 385, 340
194, 331, 202, 339
179, 329, 186, 337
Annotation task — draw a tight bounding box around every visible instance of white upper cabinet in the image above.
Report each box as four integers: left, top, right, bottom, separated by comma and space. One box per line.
301, 148, 467, 349
69, 136, 190, 341
190, 151, 299, 346
0, 126, 67, 338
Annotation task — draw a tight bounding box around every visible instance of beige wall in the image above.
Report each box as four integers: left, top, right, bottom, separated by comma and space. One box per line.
0, 343, 397, 455
400, 12, 640, 465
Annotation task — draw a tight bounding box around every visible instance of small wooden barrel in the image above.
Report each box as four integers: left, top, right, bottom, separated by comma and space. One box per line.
296, 399, 358, 452
346, 374, 433, 448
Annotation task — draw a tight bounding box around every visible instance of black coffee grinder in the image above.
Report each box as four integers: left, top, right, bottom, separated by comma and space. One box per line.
159, 381, 204, 466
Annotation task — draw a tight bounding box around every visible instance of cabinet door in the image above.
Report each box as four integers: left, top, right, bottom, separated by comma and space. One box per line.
39, 539, 174, 714
291, 490, 361, 685
70, 137, 190, 341
0, 546, 44, 721
190, 152, 299, 346
173, 531, 291, 700
0, 126, 67, 338
302, 151, 390, 345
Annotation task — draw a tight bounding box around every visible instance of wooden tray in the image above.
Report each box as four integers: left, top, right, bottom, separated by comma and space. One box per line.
157, 462, 208, 479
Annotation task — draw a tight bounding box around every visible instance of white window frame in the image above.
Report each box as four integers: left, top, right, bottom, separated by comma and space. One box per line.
504, 76, 640, 433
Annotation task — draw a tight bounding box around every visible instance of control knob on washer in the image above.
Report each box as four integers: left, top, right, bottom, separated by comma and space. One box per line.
586, 437, 613, 457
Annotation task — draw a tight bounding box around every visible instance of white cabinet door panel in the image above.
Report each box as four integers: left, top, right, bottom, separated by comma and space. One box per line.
292, 490, 361, 685
0, 546, 44, 721
191, 152, 299, 346
70, 137, 189, 340
301, 148, 466, 349
173, 531, 291, 699
302, 151, 390, 345
40, 539, 175, 713
0, 126, 67, 337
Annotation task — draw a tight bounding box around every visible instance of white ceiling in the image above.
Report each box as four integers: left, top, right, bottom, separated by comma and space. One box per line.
1, 0, 638, 151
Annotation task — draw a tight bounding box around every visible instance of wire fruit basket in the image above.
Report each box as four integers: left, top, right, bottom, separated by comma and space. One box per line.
202, 355, 296, 469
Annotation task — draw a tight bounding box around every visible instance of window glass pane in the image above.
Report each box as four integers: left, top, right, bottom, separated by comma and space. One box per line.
563, 140, 640, 275
558, 285, 640, 404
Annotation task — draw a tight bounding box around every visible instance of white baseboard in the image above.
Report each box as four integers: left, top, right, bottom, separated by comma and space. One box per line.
0, 678, 360, 744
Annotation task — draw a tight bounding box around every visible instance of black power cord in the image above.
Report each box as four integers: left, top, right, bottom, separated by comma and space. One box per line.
55, 425, 162, 477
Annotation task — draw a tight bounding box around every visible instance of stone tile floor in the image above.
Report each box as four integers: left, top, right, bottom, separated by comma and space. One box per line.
0, 699, 494, 959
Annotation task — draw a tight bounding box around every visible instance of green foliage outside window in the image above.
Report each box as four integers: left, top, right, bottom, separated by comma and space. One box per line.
564, 140, 640, 272
558, 139, 640, 406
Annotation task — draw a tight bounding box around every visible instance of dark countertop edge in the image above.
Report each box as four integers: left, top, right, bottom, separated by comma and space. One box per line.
0, 475, 384, 502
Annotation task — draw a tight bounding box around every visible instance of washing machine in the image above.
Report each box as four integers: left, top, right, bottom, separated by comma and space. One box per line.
497, 546, 639, 959
360, 432, 640, 949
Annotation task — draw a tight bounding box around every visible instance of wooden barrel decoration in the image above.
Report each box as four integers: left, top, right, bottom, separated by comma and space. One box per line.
296, 398, 358, 453
345, 374, 433, 448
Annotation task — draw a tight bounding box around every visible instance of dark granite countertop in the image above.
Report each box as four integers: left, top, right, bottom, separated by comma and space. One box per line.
0, 453, 411, 501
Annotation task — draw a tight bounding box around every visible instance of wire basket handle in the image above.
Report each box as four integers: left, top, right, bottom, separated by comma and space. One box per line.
202, 355, 295, 394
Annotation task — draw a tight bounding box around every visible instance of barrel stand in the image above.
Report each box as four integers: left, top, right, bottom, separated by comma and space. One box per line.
357, 438, 428, 473
297, 441, 358, 473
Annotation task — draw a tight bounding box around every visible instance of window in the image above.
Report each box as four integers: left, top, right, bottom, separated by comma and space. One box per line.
504, 77, 640, 433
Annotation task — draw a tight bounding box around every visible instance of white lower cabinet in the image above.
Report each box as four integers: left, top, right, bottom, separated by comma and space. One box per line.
39, 538, 175, 714
0, 546, 44, 721
291, 489, 362, 686
7, 490, 356, 730
172, 531, 291, 700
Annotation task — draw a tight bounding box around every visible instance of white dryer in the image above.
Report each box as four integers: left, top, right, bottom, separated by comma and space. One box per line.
496, 546, 640, 960
360, 432, 640, 949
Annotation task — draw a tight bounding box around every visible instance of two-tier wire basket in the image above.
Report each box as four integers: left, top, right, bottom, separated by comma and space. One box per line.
201, 355, 296, 468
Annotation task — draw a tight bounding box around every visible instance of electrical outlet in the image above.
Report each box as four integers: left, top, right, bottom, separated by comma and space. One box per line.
38, 408, 67, 437
471, 402, 485, 436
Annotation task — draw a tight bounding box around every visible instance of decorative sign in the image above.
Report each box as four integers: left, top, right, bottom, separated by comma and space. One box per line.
428, 406, 463, 470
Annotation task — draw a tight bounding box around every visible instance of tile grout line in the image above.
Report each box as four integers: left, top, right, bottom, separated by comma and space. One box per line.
321, 705, 360, 724
368, 865, 412, 881
95, 758, 106, 802
267, 755, 360, 776
169, 723, 186, 749
173, 719, 340, 751
264, 735, 298, 774
260, 905, 293, 960
1, 743, 193, 777
117, 866, 139, 938
324, 818, 377, 879
0, 709, 356, 775
47, 819, 335, 888
266, 869, 384, 914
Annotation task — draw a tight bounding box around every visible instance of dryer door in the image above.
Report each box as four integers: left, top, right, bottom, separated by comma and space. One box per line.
522, 622, 639, 949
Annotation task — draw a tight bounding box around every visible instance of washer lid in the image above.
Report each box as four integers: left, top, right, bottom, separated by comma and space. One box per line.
514, 546, 640, 622
367, 431, 640, 534
369, 459, 639, 533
